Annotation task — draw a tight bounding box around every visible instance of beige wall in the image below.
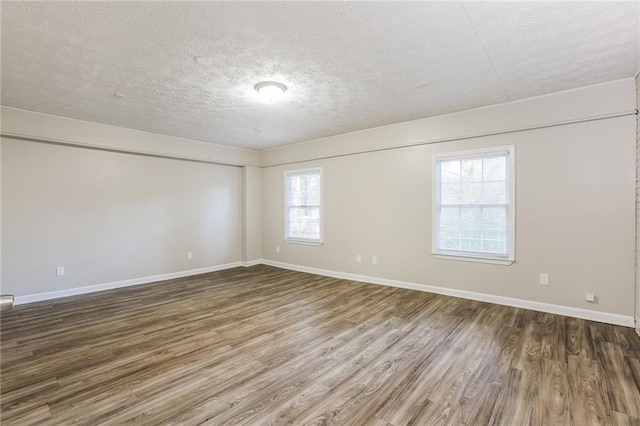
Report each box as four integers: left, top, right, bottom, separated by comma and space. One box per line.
636, 72, 640, 334
0, 136, 2, 293
1, 106, 260, 167
1, 78, 636, 324
262, 79, 635, 167
2, 138, 243, 297
242, 166, 262, 263
262, 100, 636, 318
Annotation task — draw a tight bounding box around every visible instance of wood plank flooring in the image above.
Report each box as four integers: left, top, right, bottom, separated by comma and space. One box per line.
2, 265, 640, 425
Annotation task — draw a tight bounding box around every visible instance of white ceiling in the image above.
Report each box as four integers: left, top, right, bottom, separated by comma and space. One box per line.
1, 1, 638, 150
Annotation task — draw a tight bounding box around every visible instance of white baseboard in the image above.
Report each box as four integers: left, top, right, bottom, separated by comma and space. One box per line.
14, 261, 245, 305
260, 259, 635, 328
241, 259, 263, 267
13, 258, 635, 328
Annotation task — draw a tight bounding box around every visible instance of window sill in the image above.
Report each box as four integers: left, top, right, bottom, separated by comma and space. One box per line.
285, 239, 323, 247
432, 253, 514, 266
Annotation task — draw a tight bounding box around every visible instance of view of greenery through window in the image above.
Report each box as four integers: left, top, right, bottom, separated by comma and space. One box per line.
285, 169, 321, 242
437, 154, 509, 256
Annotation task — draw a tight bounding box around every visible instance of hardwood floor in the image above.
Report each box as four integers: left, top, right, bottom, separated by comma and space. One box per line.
2, 265, 640, 425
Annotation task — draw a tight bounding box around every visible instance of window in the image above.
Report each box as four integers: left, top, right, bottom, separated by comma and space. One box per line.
285, 168, 322, 244
433, 146, 515, 265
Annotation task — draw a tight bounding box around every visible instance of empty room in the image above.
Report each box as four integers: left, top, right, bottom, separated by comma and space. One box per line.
1, 1, 639, 425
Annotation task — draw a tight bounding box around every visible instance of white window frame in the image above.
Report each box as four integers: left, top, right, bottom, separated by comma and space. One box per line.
284, 167, 323, 246
432, 145, 515, 265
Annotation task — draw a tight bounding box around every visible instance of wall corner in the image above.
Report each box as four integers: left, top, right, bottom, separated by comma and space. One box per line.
242, 165, 262, 263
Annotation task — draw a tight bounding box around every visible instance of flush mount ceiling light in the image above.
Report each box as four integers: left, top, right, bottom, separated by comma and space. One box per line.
255, 81, 287, 102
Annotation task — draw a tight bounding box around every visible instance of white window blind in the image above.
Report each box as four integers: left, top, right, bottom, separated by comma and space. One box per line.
433, 146, 515, 263
285, 168, 322, 244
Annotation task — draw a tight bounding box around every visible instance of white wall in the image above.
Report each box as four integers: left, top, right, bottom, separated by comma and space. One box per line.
262, 79, 637, 323
2, 138, 244, 298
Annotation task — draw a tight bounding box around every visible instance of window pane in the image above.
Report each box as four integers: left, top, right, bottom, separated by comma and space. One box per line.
441, 183, 461, 205
482, 180, 507, 204
439, 207, 460, 249
460, 182, 483, 204
289, 206, 320, 221
286, 169, 321, 241
441, 160, 461, 183
440, 228, 459, 240
482, 228, 506, 242
483, 240, 507, 255
482, 207, 507, 254
287, 172, 320, 206
461, 159, 482, 182
440, 207, 460, 230
483, 156, 506, 181
460, 207, 482, 236
434, 150, 512, 259
440, 237, 461, 251
461, 238, 482, 252
482, 207, 506, 228
288, 220, 320, 240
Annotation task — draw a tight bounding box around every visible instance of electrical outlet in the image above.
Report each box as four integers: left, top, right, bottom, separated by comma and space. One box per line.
372, 256, 378, 265
586, 293, 596, 303
356, 254, 362, 263
276, 246, 280, 253
56, 266, 65, 276
539, 273, 549, 285
187, 252, 193, 260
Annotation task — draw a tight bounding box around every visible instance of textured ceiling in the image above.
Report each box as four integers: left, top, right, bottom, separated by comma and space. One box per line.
1, 1, 638, 150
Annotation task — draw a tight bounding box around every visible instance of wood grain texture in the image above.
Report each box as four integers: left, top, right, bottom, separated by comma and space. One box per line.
2, 265, 640, 425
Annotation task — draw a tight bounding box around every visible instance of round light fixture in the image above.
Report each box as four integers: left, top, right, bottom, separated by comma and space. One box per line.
255, 81, 287, 102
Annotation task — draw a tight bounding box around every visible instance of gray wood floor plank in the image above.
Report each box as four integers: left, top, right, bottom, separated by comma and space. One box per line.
2, 265, 639, 425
